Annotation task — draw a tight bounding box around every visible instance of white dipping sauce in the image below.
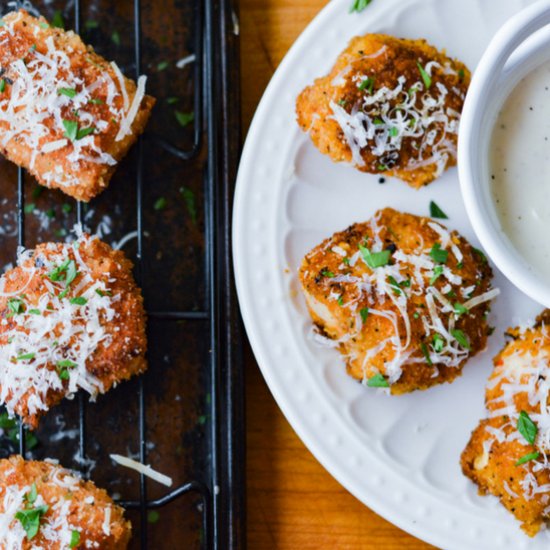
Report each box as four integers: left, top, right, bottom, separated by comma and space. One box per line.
491, 61, 550, 279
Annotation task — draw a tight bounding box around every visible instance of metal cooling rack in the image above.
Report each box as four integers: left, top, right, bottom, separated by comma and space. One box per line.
5, 0, 243, 548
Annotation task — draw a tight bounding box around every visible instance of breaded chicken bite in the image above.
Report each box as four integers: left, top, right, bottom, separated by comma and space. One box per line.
299, 208, 497, 393
296, 34, 470, 187
0, 455, 131, 548
462, 311, 550, 536
0, 10, 155, 201
0, 231, 147, 429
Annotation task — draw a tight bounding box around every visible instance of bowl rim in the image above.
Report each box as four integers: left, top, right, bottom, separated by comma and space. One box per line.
458, 0, 550, 308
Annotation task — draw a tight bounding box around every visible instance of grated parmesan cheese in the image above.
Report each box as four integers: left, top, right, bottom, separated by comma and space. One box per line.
326, 59, 463, 176
308, 212, 498, 385
0, 233, 119, 420
0, 13, 150, 192
109, 454, 173, 487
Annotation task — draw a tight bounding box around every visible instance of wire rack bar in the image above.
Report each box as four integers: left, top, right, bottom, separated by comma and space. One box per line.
147, 310, 209, 320
17, 166, 26, 458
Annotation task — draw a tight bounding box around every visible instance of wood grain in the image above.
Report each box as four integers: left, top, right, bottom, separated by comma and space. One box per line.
240, 1, 435, 548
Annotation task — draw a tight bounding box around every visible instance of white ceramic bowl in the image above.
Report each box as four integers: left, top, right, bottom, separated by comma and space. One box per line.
459, 0, 550, 307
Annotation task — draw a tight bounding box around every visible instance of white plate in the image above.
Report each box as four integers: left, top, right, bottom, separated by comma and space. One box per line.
233, 0, 547, 548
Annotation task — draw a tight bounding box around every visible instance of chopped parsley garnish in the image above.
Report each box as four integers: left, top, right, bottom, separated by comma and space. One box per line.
24, 203, 35, 214
453, 303, 468, 316
420, 342, 432, 365
366, 373, 389, 388
417, 61, 432, 89
387, 276, 410, 295
458, 68, 465, 81
7, 297, 24, 316
57, 359, 77, 380
69, 530, 80, 548
321, 269, 335, 278
349, 0, 372, 13
515, 451, 540, 466
429, 243, 448, 264
76, 126, 95, 140
57, 359, 77, 368
39, 21, 49, 29
517, 411, 538, 445
373, 117, 384, 125
48, 259, 77, 285
175, 111, 194, 127
58, 87, 77, 98
157, 61, 169, 71
147, 510, 160, 524
451, 329, 470, 350
26, 483, 37, 505
377, 164, 388, 171
432, 334, 444, 353
456, 261, 464, 269
69, 297, 87, 306
16, 353, 35, 361
89, 98, 104, 105
180, 186, 197, 224
0, 79, 5, 93
85, 20, 99, 30
154, 197, 167, 211
388, 275, 402, 295
111, 30, 121, 46
62, 203, 72, 214
429, 201, 448, 219
472, 247, 487, 264
28, 309, 41, 315
360, 307, 369, 323
0, 412, 38, 450
95, 289, 112, 297
62, 120, 78, 141
358, 244, 391, 269
342, 257, 350, 266
429, 265, 443, 285
337, 295, 344, 306
51, 10, 64, 29
413, 311, 420, 319
166, 97, 179, 105
32, 185, 44, 199
358, 77, 375, 94
15, 502, 48, 540
389, 127, 398, 137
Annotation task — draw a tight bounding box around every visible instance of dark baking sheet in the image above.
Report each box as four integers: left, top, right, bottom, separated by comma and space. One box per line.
0, 0, 243, 548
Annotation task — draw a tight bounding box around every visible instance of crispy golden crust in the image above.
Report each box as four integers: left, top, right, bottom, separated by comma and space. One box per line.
461, 419, 549, 537
0, 235, 147, 429
296, 34, 470, 187
0, 456, 131, 548
461, 312, 550, 536
0, 10, 155, 201
299, 208, 493, 393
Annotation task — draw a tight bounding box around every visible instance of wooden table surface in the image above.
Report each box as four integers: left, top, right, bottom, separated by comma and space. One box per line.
240, 1, 435, 548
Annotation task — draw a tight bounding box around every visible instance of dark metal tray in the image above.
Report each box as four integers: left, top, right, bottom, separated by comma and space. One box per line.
0, 0, 243, 548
